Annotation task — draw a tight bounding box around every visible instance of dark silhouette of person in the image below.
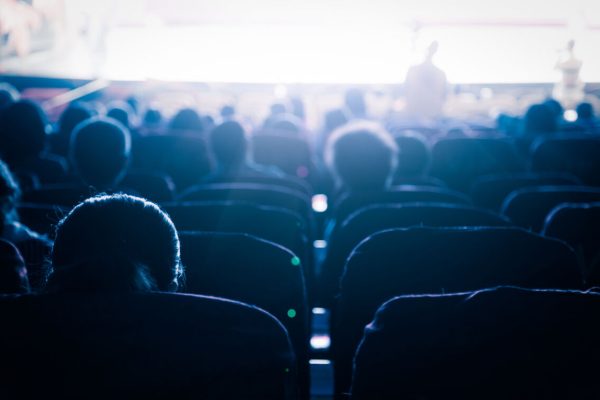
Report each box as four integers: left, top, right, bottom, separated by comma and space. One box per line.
344, 88, 367, 119
46, 193, 183, 293
325, 121, 398, 194
521, 103, 558, 151
0, 158, 51, 290
169, 108, 204, 134
0, 83, 20, 111
203, 120, 283, 182
0, 100, 67, 183
575, 102, 598, 132
0, 238, 30, 294
70, 117, 131, 190
50, 103, 94, 159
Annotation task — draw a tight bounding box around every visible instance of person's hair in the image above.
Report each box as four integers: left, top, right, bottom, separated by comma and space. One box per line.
0, 100, 48, 163
70, 117, 131, 188
209, 121, 247, 167
143, 108, 162, 126
48, 194, 182, 293
169, 108, 204, 133
524, 103, 557, 135
0, 159, 20, 227
107, 101, 135, 130
325, 121, 398, 191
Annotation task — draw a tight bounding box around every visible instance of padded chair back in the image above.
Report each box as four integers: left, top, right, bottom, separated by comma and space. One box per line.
470, 172, 582, 211
501, 185, 600, 231
332, 185, 470, 228
178, 182, 311, 221
179, 232, 309, 398
17, 203, 67, 236
214, 175, 312, 196
252, 134, 315, 181
320, 203, 511, 306
333, 227, 581, 398
430, 138, 523, 192
0, 292, 296, 399
531, 136, 600, 186
22, 184, 94, 208
120, 171, 175, 202
543, 202, 600, 286
351, 287, 600, 399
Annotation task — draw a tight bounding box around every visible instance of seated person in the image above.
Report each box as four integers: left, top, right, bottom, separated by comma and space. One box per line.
49, 103, 94, 159
46, 193, 183, 292
0, 238, 30, 294
0, 100, 67, 183
202, 121, 284, 183
325, 121, 398, 197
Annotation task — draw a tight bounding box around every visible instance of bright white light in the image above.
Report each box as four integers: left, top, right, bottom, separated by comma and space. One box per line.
313, 240, 327, 249
312, 194, 328, 213
309, 358, 332, 365
564, 109, 578, 122
312, 307, 327, 315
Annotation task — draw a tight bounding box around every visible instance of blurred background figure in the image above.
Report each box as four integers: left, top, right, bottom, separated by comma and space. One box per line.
553, 40, 585, 109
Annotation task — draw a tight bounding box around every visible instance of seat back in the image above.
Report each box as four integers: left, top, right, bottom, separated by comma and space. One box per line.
501, 186, 600, 231
17, 203, 67, 236
470, 172, 582, 211
351, 287, 600, 399
430, 138, 523, 192
333, 227, 581, 397
178, 182, 311, 221
531, 136, 600, 186
179, 232, 309, 398
0, 292, 296, 399
332, 185, 470, 227
320, 203, 511, 306
22, 184, 94, 208
543, 202, 600, 286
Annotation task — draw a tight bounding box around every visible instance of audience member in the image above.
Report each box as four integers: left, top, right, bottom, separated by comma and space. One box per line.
50, 103, 94, 159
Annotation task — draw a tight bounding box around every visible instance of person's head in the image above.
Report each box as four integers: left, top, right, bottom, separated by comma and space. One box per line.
220, 105, 236, 120
143, 108, 162, 126
58, 103, 94, 139
576, 102, 594, 120
209, 121, 248, 168
344, 88, 367, 118
0, 159, 20, 226
107, 101, 135, 130
48, 194, 182, 293
169, 108, 204, 133
325, 121, 398, 192
0, 239, 29, 294
542, 99, 564, 120
0, 100, 48, 163
324, 108, 350, 133
266, 114, 303, 136
524, 103, 557, 135
70, 117, 131, 188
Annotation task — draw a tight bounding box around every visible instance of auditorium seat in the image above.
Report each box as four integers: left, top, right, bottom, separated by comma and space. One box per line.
120, 170, 175, 202
470, 172, 582, 211
22, 183, 96, 208
252, 134, 316, 182
330, 185, 470, 232
0, 292, 296, 399
319, 202, 511, 306
531, 135, 600, 186
351, 286, 600, 399
212, 174, 313, 196
178, 182, 312, 223
332, 227, 581, 398
178, 232, 309, 399
501, 185, 600, 232
543, 202, 600, 286
430, 138, 524, 192
390, 133, 430, 179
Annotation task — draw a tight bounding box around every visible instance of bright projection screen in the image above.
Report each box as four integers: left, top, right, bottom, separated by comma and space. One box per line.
1, 0, 599, 84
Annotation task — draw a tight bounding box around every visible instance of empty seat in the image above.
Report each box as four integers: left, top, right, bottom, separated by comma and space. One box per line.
501, 186, 600, 232
330, 185, 470, 231
470, 172, 582, 211
0, 292, 296, 399
351, 286, 600, 399
430, 138, 524, 192
543, 202, 600, 286
178, 182, 312, 222
332, 227, 581, 397
320, 202, 511, 306
179, 232, 309, 399
531, 136, 600, 186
